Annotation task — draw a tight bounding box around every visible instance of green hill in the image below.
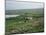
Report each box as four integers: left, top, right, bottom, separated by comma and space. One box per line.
5, 8, 44, 15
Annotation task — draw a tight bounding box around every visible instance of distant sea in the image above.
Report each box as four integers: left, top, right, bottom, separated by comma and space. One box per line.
5, 15, 19, 18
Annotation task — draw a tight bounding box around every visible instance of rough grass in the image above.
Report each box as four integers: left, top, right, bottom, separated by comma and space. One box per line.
5, 16, 44, 34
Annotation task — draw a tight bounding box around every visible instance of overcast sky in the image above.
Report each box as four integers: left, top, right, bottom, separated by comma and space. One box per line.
6, 0, 44, 10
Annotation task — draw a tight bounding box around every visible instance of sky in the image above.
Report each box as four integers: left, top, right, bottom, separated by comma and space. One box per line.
6, 0, 44, 10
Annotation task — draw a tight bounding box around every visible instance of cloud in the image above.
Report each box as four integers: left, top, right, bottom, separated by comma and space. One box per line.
6, 0, 44, 10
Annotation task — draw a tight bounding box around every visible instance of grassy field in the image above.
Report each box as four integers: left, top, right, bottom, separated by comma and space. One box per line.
5, 15, 44, 35
5, 8, 44, 35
